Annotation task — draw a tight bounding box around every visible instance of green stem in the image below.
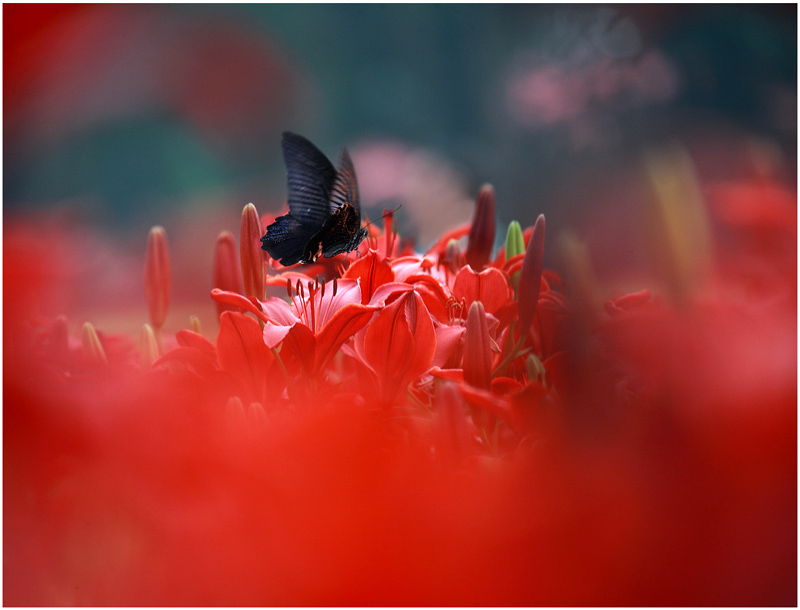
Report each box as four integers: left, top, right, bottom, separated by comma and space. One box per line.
493, 332, 527, 378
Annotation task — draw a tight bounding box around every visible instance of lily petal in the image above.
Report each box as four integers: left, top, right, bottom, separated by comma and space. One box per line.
280, 322, 316, 378
210, 289, 272, 324
391, 255, 437, 283
452, 265, 511, 315
175, 329, 216, 356
315, 303, 377, 373
368, 282, 414, 307
216, 311, 273, 402
343, 250, 395, 304
405, 274, 451, 323
404, 291, 437, 382
432, 325, 466, 369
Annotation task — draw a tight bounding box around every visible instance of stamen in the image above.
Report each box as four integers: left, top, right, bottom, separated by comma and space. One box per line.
297, 281, 309, 325
333, 277, 338, 297
321, 280, 336, 326
308, 280, 316, 333
286, 278, 293, 298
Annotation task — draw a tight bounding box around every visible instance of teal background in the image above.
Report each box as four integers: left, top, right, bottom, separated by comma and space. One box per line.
4, 4, 796, 241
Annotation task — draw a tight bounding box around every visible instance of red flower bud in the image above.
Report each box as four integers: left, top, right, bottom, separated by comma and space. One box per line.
81, 321, 108, 368
463, 300, 497, 437
463, 300, 492, 390
213, 231, 244, 316
517, 214, 545, 333
140, 323, 159, 370
466, 184, 496, 271
240, 203, 266, 300
144, 226, 171, 331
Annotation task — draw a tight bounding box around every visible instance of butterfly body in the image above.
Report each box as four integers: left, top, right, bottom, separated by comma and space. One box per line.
261, 132, 367, 266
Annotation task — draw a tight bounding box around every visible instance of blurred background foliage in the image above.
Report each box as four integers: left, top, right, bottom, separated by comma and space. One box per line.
4, 3, 796, 295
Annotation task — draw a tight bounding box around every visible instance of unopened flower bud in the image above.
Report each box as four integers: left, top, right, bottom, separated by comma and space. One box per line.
505, 220, 525, 291
240, 203, 266, 301
644, 145, 712, 303
526, 353, 546, 385
144, 226, 171, 331
518, 214, 545, 333
214, 230, 244, 316
558, 231, 601, 315
463, 300, 492, 390
444, 238, 461, 275
81, 322, 108, 367
247, 401, 269, 431
225, 396, 246, 428
466, 184, 496, 271
140, 323, 159, 370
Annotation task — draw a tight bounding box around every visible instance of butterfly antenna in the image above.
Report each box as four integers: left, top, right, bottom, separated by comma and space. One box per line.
389, 209, 400, 256
362, 204, 403, 231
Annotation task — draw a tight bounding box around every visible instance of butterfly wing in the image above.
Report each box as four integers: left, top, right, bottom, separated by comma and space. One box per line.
260, 213, 314, 266
282, 132, 337, 227
301, 149, 366, 262
303, 203, 366, 262
261, 133, 337, 265
328, 149, 361, 217
263, 135, 366, 265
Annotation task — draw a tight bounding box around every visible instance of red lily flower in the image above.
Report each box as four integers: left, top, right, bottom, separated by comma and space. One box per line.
355, 285, 437, 405
211, 278, 376, 391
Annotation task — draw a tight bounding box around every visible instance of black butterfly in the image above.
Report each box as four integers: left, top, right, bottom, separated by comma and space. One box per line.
260, 132, 368, 266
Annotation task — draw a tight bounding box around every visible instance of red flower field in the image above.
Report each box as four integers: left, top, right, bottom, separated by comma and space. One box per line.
4, 157, 796, 605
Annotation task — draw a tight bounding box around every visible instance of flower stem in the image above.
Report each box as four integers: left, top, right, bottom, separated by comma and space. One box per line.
493, 322, 527, 378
